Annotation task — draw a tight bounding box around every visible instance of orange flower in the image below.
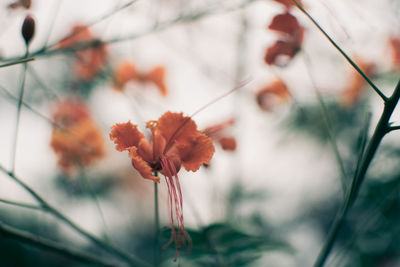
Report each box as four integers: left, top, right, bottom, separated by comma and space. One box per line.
112, 61, 168, 96
110, 111, 214, 256
389, 37, 400, 68
58, 24, 107, 81
340, 59, 375, 107
203, 119, 237, 151
265, 12, 304, 66
256, 79, 291, 111
50, 100, 105, 173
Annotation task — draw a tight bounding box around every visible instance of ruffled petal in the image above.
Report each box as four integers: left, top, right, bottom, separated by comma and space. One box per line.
178, 133, 215, 172
110, 121, 145, 151
157, 112, 198, 150
129, 147, 160, 182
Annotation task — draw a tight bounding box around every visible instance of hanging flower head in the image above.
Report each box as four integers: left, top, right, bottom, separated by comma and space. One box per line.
58, 24, 108, 81
110, 111, 214, 255
264, 12, 304, 66
112, 61, 167, 97
50, 99, 105, 173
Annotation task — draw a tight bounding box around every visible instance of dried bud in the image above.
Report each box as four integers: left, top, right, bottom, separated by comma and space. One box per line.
21, 15, 35, 46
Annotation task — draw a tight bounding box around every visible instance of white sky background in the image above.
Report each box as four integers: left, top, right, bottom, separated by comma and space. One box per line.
0, 0, 400, 266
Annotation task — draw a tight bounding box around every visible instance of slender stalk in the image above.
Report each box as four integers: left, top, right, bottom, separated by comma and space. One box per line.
10, 49, 29, 173
314, 79, 400, 267
0, 221, 115, 267
0, 164, 151, 267
154, 172, 160, 267
291, 0, 387, 101
0, 198, 42, 210
0, 57, 34, 68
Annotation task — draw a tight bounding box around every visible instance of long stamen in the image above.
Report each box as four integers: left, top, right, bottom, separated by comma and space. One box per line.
160, 155, 191, 259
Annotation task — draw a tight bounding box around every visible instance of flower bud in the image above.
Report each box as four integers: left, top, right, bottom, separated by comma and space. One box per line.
21, 15, 35, 46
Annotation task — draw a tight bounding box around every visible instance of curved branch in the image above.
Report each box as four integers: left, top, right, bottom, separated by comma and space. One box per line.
0, 221, 116, 267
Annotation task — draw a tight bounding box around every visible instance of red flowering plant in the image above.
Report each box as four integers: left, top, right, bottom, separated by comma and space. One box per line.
110, 111, 215, 256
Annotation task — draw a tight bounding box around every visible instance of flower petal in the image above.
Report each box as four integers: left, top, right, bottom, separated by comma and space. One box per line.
113, 61, 138, 91
264, 40, 300, 66
129, 147, 160, 182
268, 12, 303, 41
110, 121, 145, 151
157, 112, 198, 150
178, 133, 215, 172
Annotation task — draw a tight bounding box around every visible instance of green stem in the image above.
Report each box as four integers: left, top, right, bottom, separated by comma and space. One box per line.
154, 172, 160, 267
0, 198, 42, 210
0, 220, 115, 266
10, 49, 29, 173
0, 164, 151, 267
0, 57, 34, 68
314, 79, 400, 267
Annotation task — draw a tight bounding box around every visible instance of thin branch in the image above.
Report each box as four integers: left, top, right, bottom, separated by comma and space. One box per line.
46, 0, 139, 50
0, 85, 60, 129
387, 125, 400, 132
10, 55, 28, 173
0, 164, 151, 267
313, 79, 400, 267
0, 57, 34, 68
0, 0, 256, 62
0, 198, 42, 210
292, 0, 388, 102
0, 221, 116, 267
